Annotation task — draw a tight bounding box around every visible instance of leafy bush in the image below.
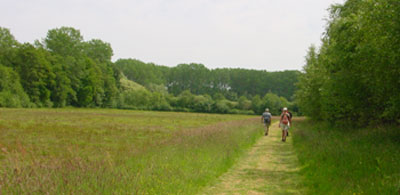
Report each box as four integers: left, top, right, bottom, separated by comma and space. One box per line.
0, 64, 30, 107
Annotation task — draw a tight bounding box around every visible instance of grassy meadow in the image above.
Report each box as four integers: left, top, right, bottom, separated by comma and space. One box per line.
292, 119, 400, 194
0, 108, 263, 194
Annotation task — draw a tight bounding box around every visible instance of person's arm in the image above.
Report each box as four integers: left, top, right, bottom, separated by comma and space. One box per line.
261, 115, 264, 123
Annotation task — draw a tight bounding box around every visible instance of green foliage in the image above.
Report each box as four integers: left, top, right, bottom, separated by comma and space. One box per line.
295, 45, 324, 120
293, 119, 400, 194
168, 63, 211, 95
237, 96, 252, 111
120, 75, 146, 91
251, 95, 263, 114
295, 0, 400, 125
176, 90, 195, 109
0, 27, 19, 67
150, 92, 172, 111
47, 57, 73, 107
212, 99, 237, 114
44, 27, 83, 57
115, 59, 166, 87
0, 64, 30, 107
192, 94, 213, 112
14, 43, 54, 107
0, 25, 297, 115
215, 69, 299, 101
119, 89, 152, 109
262, 93, 283, 115
83, 39, 113, 63
38, 26, 118, 107
117, 82, 172, 111
116, 59, 299, 101
212, 92, 226, 101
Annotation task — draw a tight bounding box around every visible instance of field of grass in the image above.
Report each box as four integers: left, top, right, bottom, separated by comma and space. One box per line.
292, 119, 400, 194
0, 108, 263, 194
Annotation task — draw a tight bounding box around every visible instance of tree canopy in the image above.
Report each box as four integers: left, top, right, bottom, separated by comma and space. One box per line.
295, 0, 400, 126
115, 59, 300, 101
0, 26, 299, 115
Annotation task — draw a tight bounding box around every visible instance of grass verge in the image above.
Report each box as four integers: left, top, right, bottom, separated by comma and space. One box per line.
0, 108, 263, 194
292, 119, 400, 194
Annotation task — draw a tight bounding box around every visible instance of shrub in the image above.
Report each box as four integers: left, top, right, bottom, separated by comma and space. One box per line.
0, 64, 30, 107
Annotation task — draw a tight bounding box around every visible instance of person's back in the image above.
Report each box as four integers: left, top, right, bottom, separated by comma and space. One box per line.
261, 108, 272, 136
279, 107, 291, 142
262, 112, 272, 123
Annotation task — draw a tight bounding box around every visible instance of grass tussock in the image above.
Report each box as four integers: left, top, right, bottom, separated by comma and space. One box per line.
0, 108, 263, 194
292, 119, 400, 194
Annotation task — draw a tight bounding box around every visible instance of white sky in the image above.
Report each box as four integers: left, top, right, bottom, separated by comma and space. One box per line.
1, 0, 343, 71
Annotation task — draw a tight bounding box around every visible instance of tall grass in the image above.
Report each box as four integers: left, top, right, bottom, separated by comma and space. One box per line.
292, 119, 400, 194
0, 108, 263, 194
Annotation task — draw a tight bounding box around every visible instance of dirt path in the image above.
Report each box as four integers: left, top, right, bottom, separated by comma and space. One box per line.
201, 121, 303, 194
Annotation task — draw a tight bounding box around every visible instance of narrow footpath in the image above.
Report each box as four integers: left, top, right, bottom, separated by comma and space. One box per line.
201, 121, 304, 194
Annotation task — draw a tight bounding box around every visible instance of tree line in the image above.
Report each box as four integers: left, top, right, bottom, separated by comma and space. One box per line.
115, 59, 299, 100
0, 27, 119, 108
0, 26, 299, 115
295, 0, 400, 126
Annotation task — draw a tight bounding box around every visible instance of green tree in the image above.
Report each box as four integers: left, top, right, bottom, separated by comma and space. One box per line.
0, 64, 30, 107
0, 27, 19, 67
167, 63, 211, 95
192, 94, 213, 112
44, 27, 83, 57
295, 0, 400, 125
83, 40, 118, 107
251, 95, 263, 114
295, 45, 325, 119
262, 92, 282, 115
176, 90, 195, 109
83, 39, 113, 63
115, 59, 166, 87
14, 43, 55, 107
237, 96, 252, 110
43, 53, 73, 107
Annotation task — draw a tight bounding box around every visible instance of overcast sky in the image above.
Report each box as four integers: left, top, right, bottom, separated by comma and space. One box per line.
1, 0, 343, 71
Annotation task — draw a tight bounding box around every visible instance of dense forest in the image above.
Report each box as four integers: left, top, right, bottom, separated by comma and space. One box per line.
116, 59, 298, 100
0, 26, 299, 115
295, 0, 400, 126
